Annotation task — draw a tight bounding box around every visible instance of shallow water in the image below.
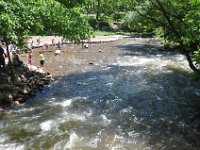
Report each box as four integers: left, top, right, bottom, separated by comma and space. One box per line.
1, 38, 200, 150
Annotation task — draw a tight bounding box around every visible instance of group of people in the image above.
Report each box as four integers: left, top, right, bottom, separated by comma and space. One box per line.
0, 43, 23, 69
0, 36, 68, 70
0, 44, 45, 70
27, 47, 45, 67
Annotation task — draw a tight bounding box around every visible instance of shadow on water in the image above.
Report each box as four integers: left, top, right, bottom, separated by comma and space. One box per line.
117, 42, 179, 57
10, 38, 200, 149
28, 64, 200, 149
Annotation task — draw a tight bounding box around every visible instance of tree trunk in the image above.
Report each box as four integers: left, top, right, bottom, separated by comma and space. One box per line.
183, 51, 199, 72
96, 0, 100, 21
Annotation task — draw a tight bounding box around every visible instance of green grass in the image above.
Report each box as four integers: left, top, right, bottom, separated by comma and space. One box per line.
93, 31, 131, 36
93, 31, 115, 36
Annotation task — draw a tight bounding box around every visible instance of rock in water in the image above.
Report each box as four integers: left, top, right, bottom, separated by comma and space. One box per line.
55, 50, 61, 55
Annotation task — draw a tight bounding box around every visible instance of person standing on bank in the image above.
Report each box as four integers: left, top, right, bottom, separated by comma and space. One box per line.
28, 48, 32, 65
0, 44, 6, 69
39, 51, 45, 67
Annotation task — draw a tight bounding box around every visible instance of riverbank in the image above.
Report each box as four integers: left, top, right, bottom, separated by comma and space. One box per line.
28, 35, 129, 48
0, 64, 51, 107
20, 35, 130, 77
0, 35, 129, 107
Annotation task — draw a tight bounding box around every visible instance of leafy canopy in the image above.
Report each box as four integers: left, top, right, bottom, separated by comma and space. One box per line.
0, 0, 93, 47
123, 0, 200, 72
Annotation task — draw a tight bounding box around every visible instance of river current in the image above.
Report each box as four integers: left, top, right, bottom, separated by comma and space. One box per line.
1, 38, 200, 150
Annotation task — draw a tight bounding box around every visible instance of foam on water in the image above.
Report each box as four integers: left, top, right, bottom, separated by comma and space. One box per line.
86, 138, 99, 148
10, 107, 36, 114
67, 114, 86, 122
40, 120, 54, 132
54, 99, 73, 107
0, 144, 24, 150
0, 135, 24, 150
64, 132, 79, 149
100, 114, 111, 126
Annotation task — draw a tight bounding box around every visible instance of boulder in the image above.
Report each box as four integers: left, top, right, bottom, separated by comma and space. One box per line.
13, 101, 20, 106
55, 49, 61, 55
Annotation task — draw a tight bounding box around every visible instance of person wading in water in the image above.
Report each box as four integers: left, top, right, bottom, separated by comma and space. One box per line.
39, 51, 45, 67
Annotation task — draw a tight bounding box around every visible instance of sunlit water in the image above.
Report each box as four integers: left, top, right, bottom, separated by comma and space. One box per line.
1, 38, 200, 150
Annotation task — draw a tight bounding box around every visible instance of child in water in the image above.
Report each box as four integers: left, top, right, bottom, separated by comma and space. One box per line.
39, 51, 45, 67
28, 48, 32, 65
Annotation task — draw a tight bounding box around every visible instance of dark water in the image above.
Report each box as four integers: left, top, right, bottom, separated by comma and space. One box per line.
1, 38, 200, 150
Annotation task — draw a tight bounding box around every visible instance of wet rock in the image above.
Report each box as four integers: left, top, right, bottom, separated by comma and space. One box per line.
14, 98, 23, 103
17, 76, 22, 82
22, 89, 29, 94
13, 101, 20, 106
38, 82, 44, 90
0, 65, 50, 106
42, 78, 50, 85
3, 93, 13, 103
55, 49, 61, 55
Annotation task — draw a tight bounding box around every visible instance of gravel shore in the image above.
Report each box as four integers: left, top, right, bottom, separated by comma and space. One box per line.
19, 35, 128, 77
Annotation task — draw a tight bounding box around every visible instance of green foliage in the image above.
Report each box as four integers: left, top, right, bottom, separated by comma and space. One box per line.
193, 49, 200, 64
78, 0, 138, 33
0, 0, 92, 47
112, 12, 125, 22
88, 14, 114, 31
88, 17, 98, 30
154, 27, 164, 38
55, 0, 87, 8
93, 31, 115, 36
191, 72, 200, 81
121, 11, 154, 34
99, 14, 113, 23
129, 0, 200, 72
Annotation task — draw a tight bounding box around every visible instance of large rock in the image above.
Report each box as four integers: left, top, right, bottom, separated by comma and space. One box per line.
2, 92, 13, 103
0, 64, 50, 106
0, 84, 16, 91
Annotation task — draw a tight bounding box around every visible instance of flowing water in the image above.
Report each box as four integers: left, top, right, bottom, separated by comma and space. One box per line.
1, 38, 200, 150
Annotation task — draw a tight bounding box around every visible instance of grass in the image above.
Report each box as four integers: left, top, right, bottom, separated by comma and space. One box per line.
93, 31, 131, 37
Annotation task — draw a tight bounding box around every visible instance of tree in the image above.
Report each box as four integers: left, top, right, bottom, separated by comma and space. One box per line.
130, 0, 200, 72
0, 0, 92, 63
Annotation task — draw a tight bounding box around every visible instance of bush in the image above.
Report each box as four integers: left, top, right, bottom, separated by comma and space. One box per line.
112, 12, 125, 22
88, 17, 98, 30
99, 14, 113, 23
88, 14, 114, 31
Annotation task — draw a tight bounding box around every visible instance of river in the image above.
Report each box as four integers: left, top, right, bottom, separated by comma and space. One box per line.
1, 38, 200, 150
